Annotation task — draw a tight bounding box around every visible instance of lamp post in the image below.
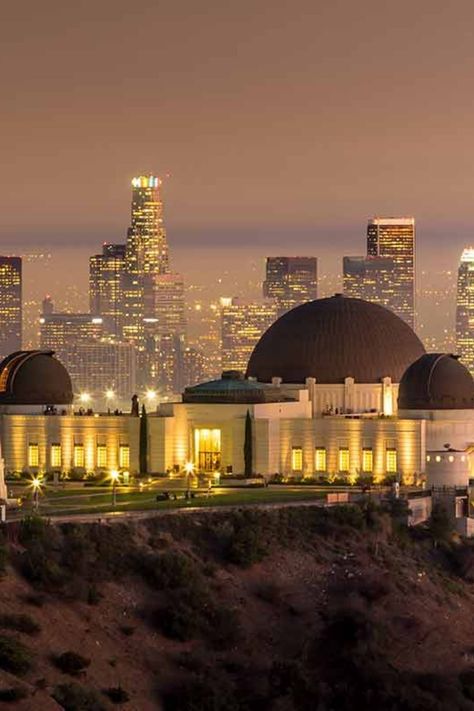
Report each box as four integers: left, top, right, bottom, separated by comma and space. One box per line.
184, 461, 194, 500
110, 470, 119, 508
31, 477, 42, 512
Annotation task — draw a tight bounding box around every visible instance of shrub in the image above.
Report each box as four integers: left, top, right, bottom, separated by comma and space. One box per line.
429, 504, 453, 546
54, 651, 91, 676
0, 686, 28, 702
330, 505, 366, 530
138, 550, 200, 590
119, 625, 135, 636
225, 511, 269, 567
0, 635, 33, 675
52, 682, 105, 711
162, 671, 238, 711
103, 686, 130, 703
0, 613, 40, 635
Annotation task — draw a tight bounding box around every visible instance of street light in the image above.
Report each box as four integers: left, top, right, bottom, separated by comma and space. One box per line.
145, 389, 157, 403
79, 392, 91, 405
110, 470, 119, 508
184, 462, 194, 501
31, 477, 43, 512
105, 389, 115, 401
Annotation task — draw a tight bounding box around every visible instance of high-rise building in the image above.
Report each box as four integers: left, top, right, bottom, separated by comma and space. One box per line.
39, 301, 136, 406
456, 248, 474, 374
343, 255, 396, 309
0, 257, 22, 361
67, 341, 136, 405
126, 175, 169, 277
40, 308, 104, 354
366, 217, 415, 329
89, 244, 126, 337
263, 257, 318, 315
221, 299, 277, 372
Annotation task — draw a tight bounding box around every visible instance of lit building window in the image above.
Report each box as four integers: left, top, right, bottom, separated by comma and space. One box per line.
338, 447, 349, 472
315, 447, 326, 472
426, 455, 431, 462
97, 445, 107, 468
74, 444, 85, 468
194, 429, 221, 471
386, 448, 397, 473
28, 443, 39, 468
435, 455, 441, 463
362, 448, 373, 473
292, 447, 303, 471
119, 444, 130, 469
51, 444, 62, 468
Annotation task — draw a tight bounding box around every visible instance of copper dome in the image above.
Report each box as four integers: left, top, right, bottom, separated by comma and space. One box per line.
246, 295, 425, 384
0, 350, 73, 405
398, 353, 474, 410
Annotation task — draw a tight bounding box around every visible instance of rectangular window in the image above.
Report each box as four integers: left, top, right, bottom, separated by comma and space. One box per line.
315, 447, 327, 472
362, 448, 373, 473
386, 448, 397, 473
51, 443, 62, 468
292, 447, 303, 471
338, 447, 349, 472
97, 445, 107, 468
119, 444, 130, 469
74, 444, 85, 468
194, 429, 221, 471
28, 443, 39, 468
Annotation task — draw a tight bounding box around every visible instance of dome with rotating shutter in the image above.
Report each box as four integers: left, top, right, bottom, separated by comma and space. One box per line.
398, 353, 474, 410
0, 350, 73, 405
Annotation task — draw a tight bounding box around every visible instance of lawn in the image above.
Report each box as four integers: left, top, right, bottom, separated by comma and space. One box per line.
24, 486, 328, 517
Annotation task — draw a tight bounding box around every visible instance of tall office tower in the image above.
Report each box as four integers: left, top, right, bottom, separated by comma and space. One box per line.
343, 255, 396, 309
126, 176, 169, 277
89, 243, 126, 337
40, 305, 104, 355
0, 257, 22, 360
180, 346, 207, 389
456, 248, 474, 374
68, 341, 136, 405
366, 217, 415, 329
221, 299, 277, 372
263, 257, 318, 315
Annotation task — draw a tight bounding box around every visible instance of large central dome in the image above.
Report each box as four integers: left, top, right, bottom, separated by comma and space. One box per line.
246, 295, 425, 384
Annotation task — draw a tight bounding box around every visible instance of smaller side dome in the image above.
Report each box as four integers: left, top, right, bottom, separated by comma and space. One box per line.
0, 350, 73, 405
398, 353, 474, 410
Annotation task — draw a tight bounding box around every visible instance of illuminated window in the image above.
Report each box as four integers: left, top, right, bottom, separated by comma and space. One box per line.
74, 444, 85, 468
119, 444, 130, 469
426, 455, 431, 462
51, 444, 62, 468
338, 447, 349, 472
28, 443, 39, 468
386, 449, 397, 473
435, 455, 441, 463
194, 429, 221, 471
97, 445, 107, 468
362, 448, 373, 473
315, 447, 326, 472
292, 447, 303, 471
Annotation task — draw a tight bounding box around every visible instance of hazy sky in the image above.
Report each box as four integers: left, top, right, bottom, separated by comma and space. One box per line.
3, 0, 474, 261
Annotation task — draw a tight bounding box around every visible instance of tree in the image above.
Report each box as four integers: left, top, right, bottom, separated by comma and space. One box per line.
139, 404, 148, 475
244, 410, 252, 478
429, 502, 452, 547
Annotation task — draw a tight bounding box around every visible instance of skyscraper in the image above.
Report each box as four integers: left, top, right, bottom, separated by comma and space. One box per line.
456, 248, 474, 374
126, 175, 169, 276
343, 255, 396, 309
221, 299, 277, 372
89, 243, 126, 337
366, 217, 415, 329
263, 257, 318, 315
0, 257, 22, 361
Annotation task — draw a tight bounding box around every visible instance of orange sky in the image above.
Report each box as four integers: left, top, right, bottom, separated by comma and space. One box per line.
2, 0, 474, 258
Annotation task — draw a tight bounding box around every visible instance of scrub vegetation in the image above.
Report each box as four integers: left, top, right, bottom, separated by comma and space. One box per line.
1, 501, 474, 708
